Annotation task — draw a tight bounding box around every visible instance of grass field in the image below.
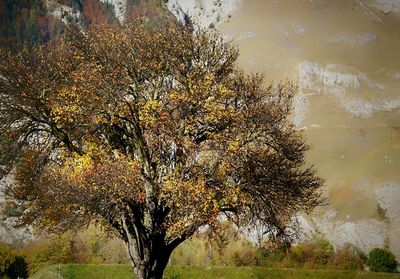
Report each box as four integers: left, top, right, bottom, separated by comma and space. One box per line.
30, 264, 400, 279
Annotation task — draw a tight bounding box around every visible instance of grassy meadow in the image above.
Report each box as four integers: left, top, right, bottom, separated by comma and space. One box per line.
30, 265, 400, 279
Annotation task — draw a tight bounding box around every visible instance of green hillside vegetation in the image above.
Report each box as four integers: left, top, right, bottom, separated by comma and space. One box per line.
17, 228, 371, 275
1, 213, 396, 278
30, 265, 400, 279
11, 228, 399, 278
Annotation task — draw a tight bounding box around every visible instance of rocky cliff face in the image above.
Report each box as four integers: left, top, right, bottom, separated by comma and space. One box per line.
211, 0, 400, 259
1, 0, 399, 260
0, 176, 35, 245
163, 0, 400, 259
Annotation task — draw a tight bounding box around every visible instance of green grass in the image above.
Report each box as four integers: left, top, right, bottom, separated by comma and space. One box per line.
29, 264, 64, 279
30, 264, 133, 279
30, 265, 400, 279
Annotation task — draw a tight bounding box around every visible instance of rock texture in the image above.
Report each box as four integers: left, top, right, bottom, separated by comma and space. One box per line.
99, 0, 127, 22
0, 176, 35, 245
218, 0, 400, 259
167, 0, 240, 27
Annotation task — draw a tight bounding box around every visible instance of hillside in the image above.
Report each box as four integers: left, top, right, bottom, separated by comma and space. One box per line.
216, 0, 400, 259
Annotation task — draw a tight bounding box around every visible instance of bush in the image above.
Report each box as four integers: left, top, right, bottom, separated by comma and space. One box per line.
334, 244, 365, 270
0, 242, 28, 279
256, 241, 289, 267
170, 237, 206, 266
70, 227, 129, 264
281, 236, 334, 269
22, 228, 130, 271
230, 242, 257, 266
21, 234, 73, 273
367, 248, 398, 273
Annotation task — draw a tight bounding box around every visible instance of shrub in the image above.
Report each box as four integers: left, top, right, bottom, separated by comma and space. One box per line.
0, 242, 28, 279
367, 248, 398, 273
334, 244, 365, 270
70, 227, 129, 264
283, 236, 334, 269
0, 243, 14, 276
21, 234, 73, 273
310, 237, 334, 266
224, 240, 257, 267
170, 237, 206, 266
256, 241, 289, 268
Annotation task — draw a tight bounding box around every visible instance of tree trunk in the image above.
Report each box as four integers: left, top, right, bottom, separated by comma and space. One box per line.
126, 241, 172, 279
119, 202, 185, 279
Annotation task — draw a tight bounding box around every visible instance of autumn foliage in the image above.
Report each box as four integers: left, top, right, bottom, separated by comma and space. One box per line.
0, 17, 323, 279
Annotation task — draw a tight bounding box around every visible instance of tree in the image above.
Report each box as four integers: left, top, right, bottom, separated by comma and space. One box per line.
367, 248, 399, 273
0, 18, 323, 279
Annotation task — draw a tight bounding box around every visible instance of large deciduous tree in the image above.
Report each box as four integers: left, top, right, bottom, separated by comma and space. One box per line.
0, 18, 323, 279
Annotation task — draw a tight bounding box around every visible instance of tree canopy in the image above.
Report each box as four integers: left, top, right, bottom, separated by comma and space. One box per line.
0, 18, 323, 279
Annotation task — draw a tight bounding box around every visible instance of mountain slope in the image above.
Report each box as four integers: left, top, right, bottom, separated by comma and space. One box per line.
217, 0, 400, 259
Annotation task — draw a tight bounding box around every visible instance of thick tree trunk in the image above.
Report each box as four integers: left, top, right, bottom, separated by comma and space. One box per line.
132, 254, 170, 279
126, 241, 172, 279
